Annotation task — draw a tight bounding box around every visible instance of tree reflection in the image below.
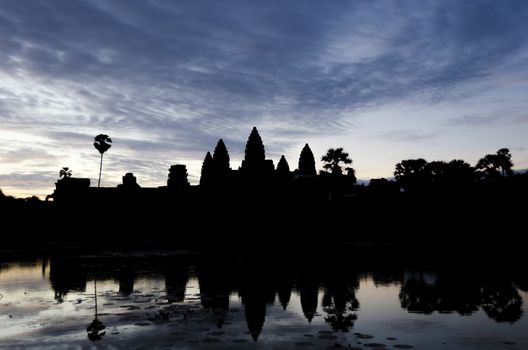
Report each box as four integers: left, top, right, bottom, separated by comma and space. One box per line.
400, 270, 524, 323
481, 279, 523, 323
399, 274, 436, 314
87, 277, 105, 341
322, 293, 358, 332
322, 270, 359, 332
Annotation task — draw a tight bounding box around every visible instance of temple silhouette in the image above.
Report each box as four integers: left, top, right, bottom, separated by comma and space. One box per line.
45, 127, 351, 237
2, 126, 526, 242
49, 127, 338, 205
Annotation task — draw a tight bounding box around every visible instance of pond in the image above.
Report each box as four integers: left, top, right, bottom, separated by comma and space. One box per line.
0, 245, 527, 349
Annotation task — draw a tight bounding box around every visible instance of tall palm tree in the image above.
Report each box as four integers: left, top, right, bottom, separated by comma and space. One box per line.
93, 134, 112, 187
59, 167, 72, 179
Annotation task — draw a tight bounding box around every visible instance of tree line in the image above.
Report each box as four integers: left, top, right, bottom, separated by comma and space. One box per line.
390, 148, 515, 194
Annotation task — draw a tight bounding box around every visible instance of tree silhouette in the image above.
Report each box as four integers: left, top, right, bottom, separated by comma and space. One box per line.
391, 158, 476, 192
276, 155, 290, 177
445, 159, 474, 185
200, 152, 214, 186
93, 134, 112, 188
426, 161, 447, 180
298, 144, 316, 176
213, 139, 230, 176
476, 148, 513, 180
495, 148, 514, 176
394, 158, 428, 192
321, 148, 352, 176
421, 159, 475, 189
59, 167, 72, 179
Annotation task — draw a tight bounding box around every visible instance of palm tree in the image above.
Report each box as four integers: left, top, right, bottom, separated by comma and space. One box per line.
321, 148, 352, 176
59, 167, 72, 179
93, 134, 112, 187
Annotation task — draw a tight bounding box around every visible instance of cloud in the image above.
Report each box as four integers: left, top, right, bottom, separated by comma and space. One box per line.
0, 1, 527, 195
444, 114, 500, 127
2, 1, 526, 131
381, 130, 439, 142
444, 106, 528, 128
0, 148, 58, 164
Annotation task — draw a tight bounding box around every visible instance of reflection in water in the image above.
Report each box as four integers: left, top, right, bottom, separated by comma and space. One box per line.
298, 272, 319, 323
45, 255, 527, 328
322, 267, 359, 332
0, 250, 527, 349
276, 275, 292, 310
481, 277, 523, 323
117, 267, 135, 296
49, 258, 87, 303
400, 270, 524, 323
87, 277, 106, 341
165, 258, 189, 303
197, 263, 231, 329
238, 262, 277, 341
240, 281, 267, 341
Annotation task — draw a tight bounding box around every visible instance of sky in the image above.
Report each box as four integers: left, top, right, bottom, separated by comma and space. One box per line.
1, 0, 527, 198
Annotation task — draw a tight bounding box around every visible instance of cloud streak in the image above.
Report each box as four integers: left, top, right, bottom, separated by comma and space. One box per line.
1, 0, 527, 196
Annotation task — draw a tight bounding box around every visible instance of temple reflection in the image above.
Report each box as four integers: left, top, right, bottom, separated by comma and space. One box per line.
117, 267, 135, 296
49, 258, 87, 303
298, 272, 319, 323
197, 262, 232, 328
39, 252, 525, 342
165, 258, 189, 303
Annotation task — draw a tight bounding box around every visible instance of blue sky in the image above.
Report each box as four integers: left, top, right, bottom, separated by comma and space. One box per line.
1, 0, 527, 198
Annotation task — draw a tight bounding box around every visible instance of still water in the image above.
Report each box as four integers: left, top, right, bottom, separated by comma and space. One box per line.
0, 247, 527, 349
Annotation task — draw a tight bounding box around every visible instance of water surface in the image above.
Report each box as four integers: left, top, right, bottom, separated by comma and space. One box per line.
0, 247, 526, 349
